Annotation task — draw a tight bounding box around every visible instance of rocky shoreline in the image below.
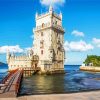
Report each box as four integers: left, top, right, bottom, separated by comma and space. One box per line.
80, 66, 100, 72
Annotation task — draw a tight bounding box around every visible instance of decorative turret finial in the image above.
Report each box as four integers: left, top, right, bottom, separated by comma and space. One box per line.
12, 52, 15, 57
59, 12, 62, 20
7, 48, 9, 54
49, 5, 53, 13
6, 48, 11, 63
28, 49, 33, 58
6, 48, 10, 57
35, 12, 38, 19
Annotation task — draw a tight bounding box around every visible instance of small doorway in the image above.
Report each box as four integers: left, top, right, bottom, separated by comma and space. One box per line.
35, 63, 37, 69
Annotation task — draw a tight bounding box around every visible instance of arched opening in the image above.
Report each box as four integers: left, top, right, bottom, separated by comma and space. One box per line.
41, 32, 43, 36
35, 63, 37, 69
42, 23, 44, 28
41, 50, 43, 55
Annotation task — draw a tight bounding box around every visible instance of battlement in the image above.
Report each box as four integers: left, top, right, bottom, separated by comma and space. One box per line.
8, 54, 39, 61
33, 22, 64, 32
36, 6, 62, 21
36, 12, 62, 20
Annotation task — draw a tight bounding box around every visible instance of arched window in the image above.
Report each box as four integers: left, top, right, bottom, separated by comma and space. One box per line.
41, 32, 43, 36
55, 21, 57, 25
40, 40, 44, 48
57, 50, 58, 54
42, 23, 44, 28
41, 50, 43, 55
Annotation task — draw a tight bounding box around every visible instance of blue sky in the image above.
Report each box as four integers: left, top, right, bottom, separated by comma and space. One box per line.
0, 0, 100, 65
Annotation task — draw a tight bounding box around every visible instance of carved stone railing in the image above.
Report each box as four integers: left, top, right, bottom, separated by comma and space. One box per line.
41, 60, 52, 65
32, 55, 39, 61
34, 22, 64, 32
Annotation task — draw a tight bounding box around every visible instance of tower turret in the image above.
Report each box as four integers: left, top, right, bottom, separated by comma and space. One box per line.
59, 12, 62, 20
6, 49, 11, 63
35, 12, 38, 19
11, 52, 15, 57
33, 5, 65, 73
49, 5, 53, 13
28, 49, 33, 58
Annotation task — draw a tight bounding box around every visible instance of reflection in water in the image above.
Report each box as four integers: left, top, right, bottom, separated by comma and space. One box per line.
19, 65, 100, 95
20, 74, 65, 95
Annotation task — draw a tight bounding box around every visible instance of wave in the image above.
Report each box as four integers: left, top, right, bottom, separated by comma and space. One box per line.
0, 69, 8, 73
0, 64, 8, 73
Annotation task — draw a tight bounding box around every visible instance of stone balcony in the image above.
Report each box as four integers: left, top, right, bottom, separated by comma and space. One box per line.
33, 22, 65, 32
41, 60, 52, 65
32, 55, 39, 61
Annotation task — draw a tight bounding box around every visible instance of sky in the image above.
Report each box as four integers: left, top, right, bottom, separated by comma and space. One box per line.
0, 0, 100, 65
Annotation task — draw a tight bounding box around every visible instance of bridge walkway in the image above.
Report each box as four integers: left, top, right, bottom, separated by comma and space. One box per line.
0, 69, 23, 98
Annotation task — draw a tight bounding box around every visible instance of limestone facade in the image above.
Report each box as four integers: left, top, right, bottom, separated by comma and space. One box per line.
7, 50, 39, 71
33, 6, 65, 73
7, 6, 65, 73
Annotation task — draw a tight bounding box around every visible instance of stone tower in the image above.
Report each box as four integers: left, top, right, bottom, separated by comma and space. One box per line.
33, 6, 65, 73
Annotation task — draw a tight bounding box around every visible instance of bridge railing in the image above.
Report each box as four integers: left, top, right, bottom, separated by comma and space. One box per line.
0, 69, 18, 84
15, 70, 23, 94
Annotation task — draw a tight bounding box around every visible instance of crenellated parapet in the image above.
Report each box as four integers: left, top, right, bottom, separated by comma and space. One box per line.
7, 49, 39, 71
35, 6, 62, 21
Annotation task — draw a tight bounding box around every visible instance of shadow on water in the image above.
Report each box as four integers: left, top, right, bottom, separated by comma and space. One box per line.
19, 65, 100, 96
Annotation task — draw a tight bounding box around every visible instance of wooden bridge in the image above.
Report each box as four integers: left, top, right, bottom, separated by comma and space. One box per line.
0, 67, 41, 97
0, 69, 23, 97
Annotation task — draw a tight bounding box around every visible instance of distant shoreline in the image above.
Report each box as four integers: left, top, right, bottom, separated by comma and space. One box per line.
80, 66, 100, 72
0, 62, 3, 65
0, 62, 6, 65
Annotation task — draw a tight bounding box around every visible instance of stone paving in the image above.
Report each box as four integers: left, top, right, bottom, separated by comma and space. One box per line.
0, 91, 100, 100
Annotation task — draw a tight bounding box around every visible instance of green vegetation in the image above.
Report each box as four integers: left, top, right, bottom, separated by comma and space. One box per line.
84, 55, 100, 67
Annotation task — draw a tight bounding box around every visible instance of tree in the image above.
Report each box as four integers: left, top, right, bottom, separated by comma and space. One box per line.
84, 55, 100, 67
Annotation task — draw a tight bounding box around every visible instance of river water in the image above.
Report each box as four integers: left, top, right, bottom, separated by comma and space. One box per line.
19, 65, 100, 95
0, 64, 8, 82
0, 64, 100, 95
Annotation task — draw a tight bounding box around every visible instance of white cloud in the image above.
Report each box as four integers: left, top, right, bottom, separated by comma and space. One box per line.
64, 41, 70, 51
0, 45, 24, 54
40, 0, 65, 6
64, 40, 94, 52
93, 38, 100, 48
64, 57, 68, 64
25, 47, 32, 51
0, 45, 35, 55
72, 30, 84, 37
23, 47, 32, 54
